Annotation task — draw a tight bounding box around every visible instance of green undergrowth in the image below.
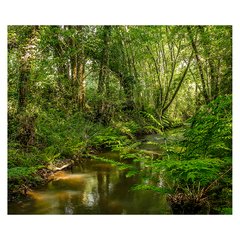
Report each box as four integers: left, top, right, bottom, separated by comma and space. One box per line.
183, 95, 232, 159
8, 95, 232, 214
8, 109, 142, 198
90, 95, 232, 214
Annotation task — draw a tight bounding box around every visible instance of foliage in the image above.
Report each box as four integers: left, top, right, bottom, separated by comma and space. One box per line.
113, 120, 140, 138
141, 111, 172, 133
152, 158, 226, 188
8, 166, 38, 181
8, 166, 43, 200
8, 146, 43, 169
36, 110, 90, 155
184, 95, 232, 158
90, 127, 131, 150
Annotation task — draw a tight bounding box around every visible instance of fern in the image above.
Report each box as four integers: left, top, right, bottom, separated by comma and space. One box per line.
142, 112, 164, 133
152, 158, 226, 187
184, 95, 232, 158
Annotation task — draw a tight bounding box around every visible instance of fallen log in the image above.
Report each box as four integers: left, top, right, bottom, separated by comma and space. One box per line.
139, 149, 162, 158
52, 163, 73, 172
47, 159, 74, 172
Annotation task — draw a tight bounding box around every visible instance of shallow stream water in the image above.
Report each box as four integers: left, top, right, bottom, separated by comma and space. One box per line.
8, 133, 179, 214
8, 158, 171, 214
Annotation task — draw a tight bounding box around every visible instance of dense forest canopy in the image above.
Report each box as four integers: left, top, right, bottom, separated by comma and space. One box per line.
8, 25, 231, 120
8, 25, 232, 214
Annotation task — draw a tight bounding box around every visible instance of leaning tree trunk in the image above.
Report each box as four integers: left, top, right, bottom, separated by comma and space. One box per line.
187, 26, 210, 104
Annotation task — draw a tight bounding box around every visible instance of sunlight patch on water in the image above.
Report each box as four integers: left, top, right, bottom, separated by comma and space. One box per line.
9, 157, 171, 214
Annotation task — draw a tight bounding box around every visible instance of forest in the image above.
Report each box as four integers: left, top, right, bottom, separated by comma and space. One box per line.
8, 25, 232, 214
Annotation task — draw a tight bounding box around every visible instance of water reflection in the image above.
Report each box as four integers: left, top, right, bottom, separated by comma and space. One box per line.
8, 158, 171, 214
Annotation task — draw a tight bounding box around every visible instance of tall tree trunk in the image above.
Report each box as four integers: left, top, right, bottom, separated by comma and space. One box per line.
17, 27, 38, 112
96, 26, 112, 122
78, 60, 85, 109
187, 26, 210, 104
16, 26, 39, 147
198, 26, 219, 101
68, 26, 86, 110
98, 26, 111, 95
162, 52, 193, 114
18, 58, 30, 112
121, 75, 135, 110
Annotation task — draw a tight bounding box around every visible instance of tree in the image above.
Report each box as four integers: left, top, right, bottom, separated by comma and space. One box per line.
187, 26, 232, 104
8, 26, 39, 112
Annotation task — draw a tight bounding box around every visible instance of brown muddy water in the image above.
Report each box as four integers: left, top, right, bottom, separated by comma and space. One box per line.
8, 154, 171, 214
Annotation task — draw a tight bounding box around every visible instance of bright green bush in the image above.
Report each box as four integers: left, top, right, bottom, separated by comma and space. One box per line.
36, 110, 103, 155
91, 128, 131, 150
8, 166, 37, 181
152, 158, 224, 188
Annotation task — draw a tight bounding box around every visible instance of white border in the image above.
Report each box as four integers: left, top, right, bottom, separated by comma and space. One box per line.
0, 25, 7, 215
233, 26, 240, 216
0, 0, 238, 25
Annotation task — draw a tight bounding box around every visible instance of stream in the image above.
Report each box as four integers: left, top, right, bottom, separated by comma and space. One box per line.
8, 132, 183, 214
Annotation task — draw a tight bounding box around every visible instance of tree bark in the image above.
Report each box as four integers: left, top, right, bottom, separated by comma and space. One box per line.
98, 26, 111, 95
187, 26, 210, 104
17, 27, 38, 112
78, 60, 85, 109
18, 61, 30, 112
162, 52, 193, 114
